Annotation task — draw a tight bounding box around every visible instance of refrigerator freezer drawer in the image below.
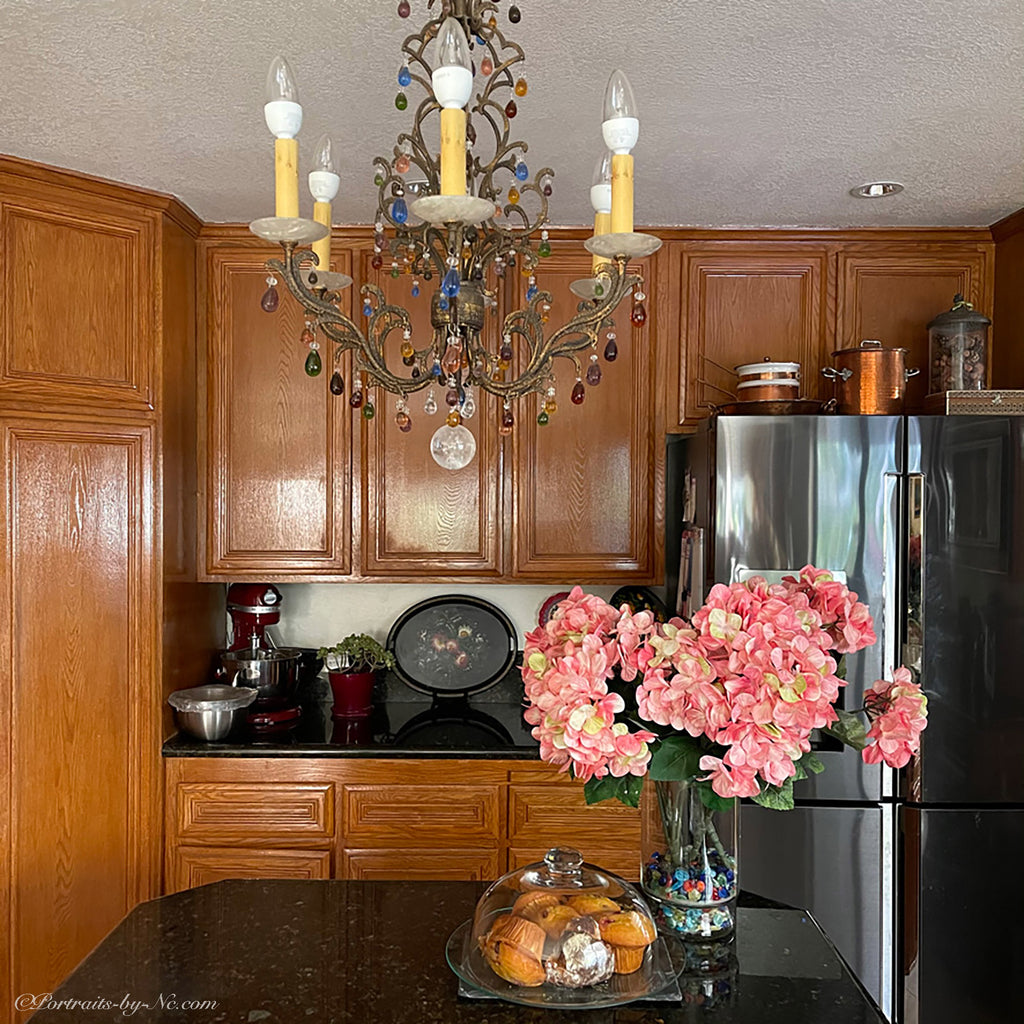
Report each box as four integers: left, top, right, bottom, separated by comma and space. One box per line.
741, 802, 894, 1019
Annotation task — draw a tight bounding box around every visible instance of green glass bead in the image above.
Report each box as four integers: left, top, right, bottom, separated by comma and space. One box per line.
537, 410, 549, 426
304, 350, 322, 377
391, 266, 400, 278
362, 401, 376, 420
594, 282, 604, 297
538, 240, 551, 258
395, 92, 408, 110
374, 173, 385, 187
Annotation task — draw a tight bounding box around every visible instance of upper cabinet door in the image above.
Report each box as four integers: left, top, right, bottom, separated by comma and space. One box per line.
203, 244, 351, 577
358, 252, 502, 576
0, 193, 156, 411
673, 245, 831, 428
512, 244, 657, 581
836, 245, 994, 413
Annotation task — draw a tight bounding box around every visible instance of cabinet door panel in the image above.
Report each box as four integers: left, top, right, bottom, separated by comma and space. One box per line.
359, 253, 501, 575
514, 246, 655, 579
342, 848, 499, 881
204, 245, 351, 575
678, 248, 829, 426
0, 199, 154, 409
508, 784, 641, 848
1, 418, 156, 1006
343, 784, 501, 845
171, 847, 331, 892
836, 249, 992, 412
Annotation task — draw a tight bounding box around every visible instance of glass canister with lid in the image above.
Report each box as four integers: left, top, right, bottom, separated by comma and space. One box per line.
927, 293, 991, 393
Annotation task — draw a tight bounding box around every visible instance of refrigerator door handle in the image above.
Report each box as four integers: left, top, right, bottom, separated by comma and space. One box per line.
905, 473, 924, 680
883, 472, 903, 687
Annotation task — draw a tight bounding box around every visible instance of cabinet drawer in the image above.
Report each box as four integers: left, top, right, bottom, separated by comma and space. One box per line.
343, 784, 501, 846
342, 848, 500, 881
171, 846, 332, 892
508, 784, 641, 848
508, 846, 639, 881
176, 783, 334, 844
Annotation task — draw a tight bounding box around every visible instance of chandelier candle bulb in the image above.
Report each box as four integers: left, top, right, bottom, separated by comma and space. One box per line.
265, 57, 303, 219
309, 134, 340, 274
602, 70, 639, 235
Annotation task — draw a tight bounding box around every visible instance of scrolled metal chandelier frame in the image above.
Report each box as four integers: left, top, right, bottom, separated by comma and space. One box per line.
251, 0, 659, 465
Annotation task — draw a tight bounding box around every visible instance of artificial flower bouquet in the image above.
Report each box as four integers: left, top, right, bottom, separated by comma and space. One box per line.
521, 567, 928, 811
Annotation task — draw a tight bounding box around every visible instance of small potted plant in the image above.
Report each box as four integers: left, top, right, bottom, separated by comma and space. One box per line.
318, 634, 395, 719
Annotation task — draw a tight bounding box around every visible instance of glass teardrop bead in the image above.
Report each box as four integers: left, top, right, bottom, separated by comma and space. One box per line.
424, 396, 437, 415
329, 371, 345, 395
509, 5, 521, 23
371, 254, 383, 270
499, 342, 513, 361
391, 197, 408, 223
301, 327, 314, 345
362, 401, 376, 420
397, 0, 410, 16
586, 362, 603, 386
260, 285, 279, 312
402, 353, 415, 367
603, 338, 618, 362
537, 410, 549, 426
400, 341, 415, 359
391, 266, 400, 278
481, 56, 493, 76
349, 390, 364, 409
395, 154, 411, 174
374, 231, 387, 248
396, 411, 412, 432
398, 66, 412, 87
631, 302, 647, 327
374, 173, 385, 187
304, 350, 322, 376
542, 181, 553, 197
544, 399, 557, 415
505, 100, 517, 118
538, 240, 551, 257
363, 303, 373, 318
439, 296, 449, 311
446, 409, 462, 427
395, 92, 408, 110
509, 187, 520, 205
515, 77, 527, 97
571, 380, 586, 404
411, 283, 420, 298
515, 162, 528, 181
466, 121, 477, 144
445, 387, 460, 407
442, 266, 461, 297
526, 284, 537, 301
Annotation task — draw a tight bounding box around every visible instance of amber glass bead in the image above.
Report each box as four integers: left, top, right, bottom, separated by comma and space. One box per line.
505, 100, 517, 119
446, 409, 462, 427
515, 78, 528, 97
396, 411, 412, 432
481, 56, 493, 76
631, 302, 648, 327
508, 187, 520, 205
400, 341, 415, 359
571, 380, 586, 405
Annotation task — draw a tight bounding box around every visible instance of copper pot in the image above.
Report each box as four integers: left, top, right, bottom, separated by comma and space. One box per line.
823, 340, 920, 414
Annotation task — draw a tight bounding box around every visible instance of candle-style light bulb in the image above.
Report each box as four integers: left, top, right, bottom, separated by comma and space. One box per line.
264, 56, 302, 138
432, 17, 473, 108
601, 69, 639, 154
590, 150, 613, 214
309, 134, 340, 202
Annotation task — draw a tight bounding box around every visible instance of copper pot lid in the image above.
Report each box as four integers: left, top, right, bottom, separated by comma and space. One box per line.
832, 339, 907, 357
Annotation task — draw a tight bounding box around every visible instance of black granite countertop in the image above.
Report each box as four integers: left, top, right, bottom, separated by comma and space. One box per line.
163, 671, 540, 759
28, 880, 885, 1024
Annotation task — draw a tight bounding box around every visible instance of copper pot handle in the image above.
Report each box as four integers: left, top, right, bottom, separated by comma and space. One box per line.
905, 367, 920, 381
822, 366, 853, 382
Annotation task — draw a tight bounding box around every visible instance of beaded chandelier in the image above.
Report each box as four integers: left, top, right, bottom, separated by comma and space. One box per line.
250, 0, 659, 468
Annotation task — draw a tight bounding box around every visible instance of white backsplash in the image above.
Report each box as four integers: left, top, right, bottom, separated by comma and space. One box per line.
272, 583, 617, 648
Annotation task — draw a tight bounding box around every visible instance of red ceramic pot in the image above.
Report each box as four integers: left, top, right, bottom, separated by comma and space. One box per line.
327, 669, 377, 718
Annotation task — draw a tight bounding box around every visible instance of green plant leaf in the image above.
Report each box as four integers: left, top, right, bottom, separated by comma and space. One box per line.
583, 774, 644, 808
696, 782, 736, 813
648, 735, 703, 782
751, 778, 795, 811
824, 709, 868, 751
791, 751, 826, 783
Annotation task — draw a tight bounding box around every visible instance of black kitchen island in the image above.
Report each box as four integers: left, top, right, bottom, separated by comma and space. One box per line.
28, 880, 885, 1023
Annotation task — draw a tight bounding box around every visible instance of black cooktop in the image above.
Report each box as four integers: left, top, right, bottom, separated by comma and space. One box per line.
162, 667, 539, 759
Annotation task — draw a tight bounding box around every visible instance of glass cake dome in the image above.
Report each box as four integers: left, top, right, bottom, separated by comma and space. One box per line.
447, 847, 676, 1007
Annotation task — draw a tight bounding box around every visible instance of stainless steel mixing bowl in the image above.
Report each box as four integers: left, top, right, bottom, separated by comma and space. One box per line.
168, 684, 258, 741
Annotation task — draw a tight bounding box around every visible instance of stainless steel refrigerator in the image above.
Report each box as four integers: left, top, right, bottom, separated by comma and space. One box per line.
669, 414, 1024, 1024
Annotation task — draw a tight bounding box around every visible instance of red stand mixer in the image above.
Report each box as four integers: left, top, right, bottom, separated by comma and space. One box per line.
221, 583, 302, 729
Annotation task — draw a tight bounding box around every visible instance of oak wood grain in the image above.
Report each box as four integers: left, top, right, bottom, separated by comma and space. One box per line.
992, 224, 1024, 389
342, 848, 501, 881
171, 846, 332, 892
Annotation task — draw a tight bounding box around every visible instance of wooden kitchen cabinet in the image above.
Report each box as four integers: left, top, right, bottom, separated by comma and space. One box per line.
357, 249, 503, 577
512, 244, 659, 580
835, 243, 994, 412
201, 241, 352, 577
164, 757, 642, 889
668, 243, 832, 429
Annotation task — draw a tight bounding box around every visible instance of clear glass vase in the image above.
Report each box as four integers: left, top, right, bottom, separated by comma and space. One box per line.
640, 778, 738, 943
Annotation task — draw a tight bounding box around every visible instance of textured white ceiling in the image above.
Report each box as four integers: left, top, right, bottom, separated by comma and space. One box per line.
0, 0, 1021, 227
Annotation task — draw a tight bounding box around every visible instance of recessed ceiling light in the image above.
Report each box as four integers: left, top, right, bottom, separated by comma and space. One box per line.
850, 181, 905, 199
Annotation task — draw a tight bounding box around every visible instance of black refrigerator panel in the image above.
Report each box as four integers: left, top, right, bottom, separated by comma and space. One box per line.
678, 416, 904, 801
741, 803, 895, 1019
901, 806, 1024, 1024
907, 416, 1024, 804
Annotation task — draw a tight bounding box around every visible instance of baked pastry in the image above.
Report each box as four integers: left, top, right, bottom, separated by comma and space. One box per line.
566, 894, 621, 917
536, 903, 582, 939
512, 890, 563, 923
482, 914, 547, 987
596, 909, 657, 975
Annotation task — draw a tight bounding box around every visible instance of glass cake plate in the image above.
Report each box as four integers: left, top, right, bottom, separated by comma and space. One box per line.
445, 920, 682, 1009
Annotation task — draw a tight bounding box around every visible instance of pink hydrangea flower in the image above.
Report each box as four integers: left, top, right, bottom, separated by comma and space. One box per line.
862, 668, 928, 768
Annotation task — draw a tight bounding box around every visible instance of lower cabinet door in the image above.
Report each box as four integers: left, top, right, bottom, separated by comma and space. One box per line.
341, 848, 501, 881
171, 846, 332, 892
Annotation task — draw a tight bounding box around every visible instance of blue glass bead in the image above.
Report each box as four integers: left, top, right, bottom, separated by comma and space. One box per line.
431, 363, 442, 377
411, 284, 420, 298
526, 285, 537, 301
515, 162, 529, 181
726, 870, 735, 881
398, 66, 411, 87
439, 296, 449, 310
673, 869, 685, 880
475, 34, 484, 44
391, 197, 408, 223
442, 266, 461, 297
362, 303, 372, 317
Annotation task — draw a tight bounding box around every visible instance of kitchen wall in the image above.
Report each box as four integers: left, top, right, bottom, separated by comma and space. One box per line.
273, 583, 617, 648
